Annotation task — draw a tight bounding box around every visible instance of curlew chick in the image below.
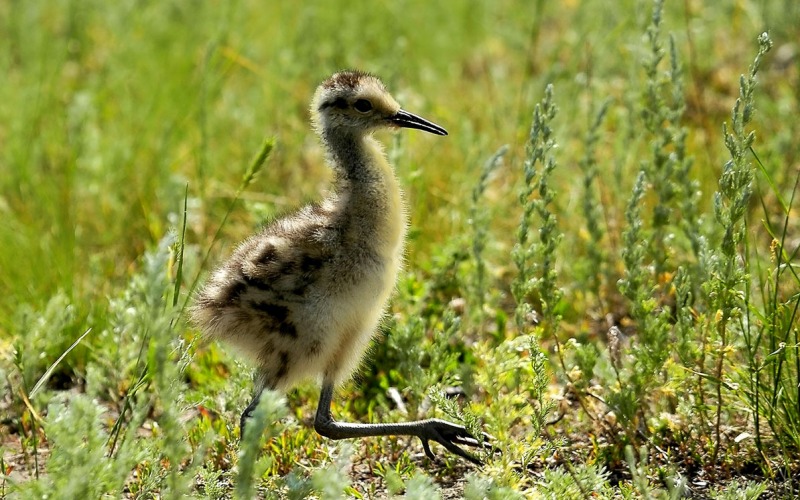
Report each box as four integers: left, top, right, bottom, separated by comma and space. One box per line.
191, 70, 487, 464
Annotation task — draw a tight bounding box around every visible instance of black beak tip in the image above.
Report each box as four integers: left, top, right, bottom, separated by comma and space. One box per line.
391, 109, 448, 136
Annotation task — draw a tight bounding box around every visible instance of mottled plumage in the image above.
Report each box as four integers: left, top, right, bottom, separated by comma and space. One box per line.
191, 71, 489, 464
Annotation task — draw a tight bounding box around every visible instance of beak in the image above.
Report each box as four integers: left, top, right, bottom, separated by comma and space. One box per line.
389, 109, 448, 136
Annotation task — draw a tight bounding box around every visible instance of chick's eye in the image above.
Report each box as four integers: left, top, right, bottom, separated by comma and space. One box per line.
353, 99, 373, 113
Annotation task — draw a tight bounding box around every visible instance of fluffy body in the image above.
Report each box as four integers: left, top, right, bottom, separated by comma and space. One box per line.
191, 72, 406, 393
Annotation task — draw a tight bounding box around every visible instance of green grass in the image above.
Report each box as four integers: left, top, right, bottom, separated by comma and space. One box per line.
2, 0, 800, 497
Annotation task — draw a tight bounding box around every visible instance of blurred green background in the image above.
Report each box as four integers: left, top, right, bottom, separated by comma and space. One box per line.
3, 0, 795, 338
2, 0, 799, 494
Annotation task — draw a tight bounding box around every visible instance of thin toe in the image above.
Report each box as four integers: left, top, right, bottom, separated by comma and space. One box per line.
421, 439, 436, 461
438, 439, 483, 465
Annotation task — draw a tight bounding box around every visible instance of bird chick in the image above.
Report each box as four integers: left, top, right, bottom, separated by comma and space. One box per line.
191, 70, 487, 464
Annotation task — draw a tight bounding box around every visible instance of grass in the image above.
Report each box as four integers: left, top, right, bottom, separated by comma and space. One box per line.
2, 0, 799, 497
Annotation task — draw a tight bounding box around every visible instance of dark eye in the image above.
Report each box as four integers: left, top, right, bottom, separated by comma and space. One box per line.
353, 99, 373, 113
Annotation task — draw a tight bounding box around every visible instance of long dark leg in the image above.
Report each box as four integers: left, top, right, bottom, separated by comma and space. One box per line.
239, 370, 272, 439
239, 391, 261, 439
313, 382, 491, 465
